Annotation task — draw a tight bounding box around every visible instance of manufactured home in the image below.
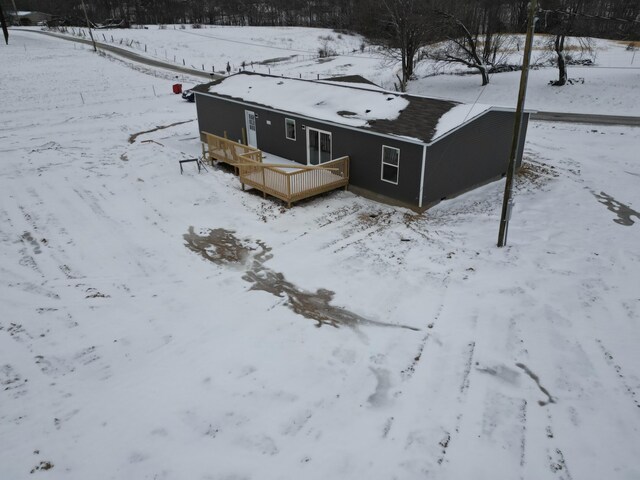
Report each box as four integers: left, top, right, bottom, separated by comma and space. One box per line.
193, 72, 529, 210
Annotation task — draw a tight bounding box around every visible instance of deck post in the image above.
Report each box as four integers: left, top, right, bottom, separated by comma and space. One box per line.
242, 127, 247, 145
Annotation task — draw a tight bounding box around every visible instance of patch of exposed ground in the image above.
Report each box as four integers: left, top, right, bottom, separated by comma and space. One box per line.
184, 227, 253, 266
516, 362, 556, 406
30, 461, 54, 474
183, 227, 419, 332
516, 160, 560, 190
592, 191, 639, 226
128, 119, 194, 144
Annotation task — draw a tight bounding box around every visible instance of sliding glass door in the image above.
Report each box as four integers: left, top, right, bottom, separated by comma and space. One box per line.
307, 128, 332, 165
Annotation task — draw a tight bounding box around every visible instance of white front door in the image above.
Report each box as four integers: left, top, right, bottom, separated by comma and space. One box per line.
306, 128, 332, 165
245, 110, 257, 147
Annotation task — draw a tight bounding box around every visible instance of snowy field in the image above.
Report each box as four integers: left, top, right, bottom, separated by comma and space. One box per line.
410, 36, 640, 116
39, 25, 640, 115
45, 24, 383, 83
1, 30, 640, 479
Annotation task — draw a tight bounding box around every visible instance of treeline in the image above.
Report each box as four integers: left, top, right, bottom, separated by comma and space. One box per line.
6, 0, 639, 40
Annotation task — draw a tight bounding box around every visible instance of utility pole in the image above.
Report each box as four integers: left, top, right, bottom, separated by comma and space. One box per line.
497, 0, 538, 247
80, 0, 97, 52
0, 4, 8, 45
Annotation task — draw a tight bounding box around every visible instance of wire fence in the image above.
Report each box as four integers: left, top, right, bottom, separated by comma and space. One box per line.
48, 26, 384, 78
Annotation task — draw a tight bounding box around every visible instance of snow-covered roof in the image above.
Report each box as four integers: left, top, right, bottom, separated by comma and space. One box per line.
209, 73, 409, 127
433, 103, 493, 140
197, 73, 500, 143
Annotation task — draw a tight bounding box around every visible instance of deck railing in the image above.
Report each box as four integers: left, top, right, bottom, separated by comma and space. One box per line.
201, 131, 349, 207
202, 131, 261, 172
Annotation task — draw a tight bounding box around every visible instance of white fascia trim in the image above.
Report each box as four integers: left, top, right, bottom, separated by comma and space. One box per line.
418, 144, 427, 208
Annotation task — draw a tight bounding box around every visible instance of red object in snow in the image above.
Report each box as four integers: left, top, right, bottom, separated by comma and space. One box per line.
172, 83, 182, 94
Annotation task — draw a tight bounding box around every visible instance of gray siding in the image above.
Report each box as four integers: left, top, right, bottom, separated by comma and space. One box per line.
421, 111, 529, 206
196, 93, 425, 205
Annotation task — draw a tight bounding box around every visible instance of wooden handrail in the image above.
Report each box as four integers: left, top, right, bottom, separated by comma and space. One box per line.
202, 131, 349, 207
232, 163, 339, 171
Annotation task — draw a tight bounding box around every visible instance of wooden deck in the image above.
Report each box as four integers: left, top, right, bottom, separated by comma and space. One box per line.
202, 132, 261, 171
202, 132, 349, 207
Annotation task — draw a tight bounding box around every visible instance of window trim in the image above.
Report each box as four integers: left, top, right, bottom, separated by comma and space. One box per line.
285, 118, 296, 141
380, 145, 400, 185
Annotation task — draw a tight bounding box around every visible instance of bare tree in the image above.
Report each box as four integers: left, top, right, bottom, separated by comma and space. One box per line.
541, 0, 596, 86
427, 8, 492, 86
377, 0, 433, 91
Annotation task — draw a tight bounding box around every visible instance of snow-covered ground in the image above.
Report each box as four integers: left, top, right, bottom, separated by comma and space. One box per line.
410, 39, 640, 116
1, 30, 640, 480
37, 26, 640, 115
44, 24, 386, 83
411, 35, 640, 116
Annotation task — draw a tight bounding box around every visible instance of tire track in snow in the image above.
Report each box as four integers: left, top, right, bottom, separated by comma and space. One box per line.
543, 413, 575, 480
435, 340, 477, 467
595, 338, 640, 410
400, 272, 453, 381
388, 275, 488, 472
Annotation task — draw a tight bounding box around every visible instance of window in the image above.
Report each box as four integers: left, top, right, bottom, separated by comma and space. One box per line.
381, 146, 400, 184
285, 118, 296, 141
